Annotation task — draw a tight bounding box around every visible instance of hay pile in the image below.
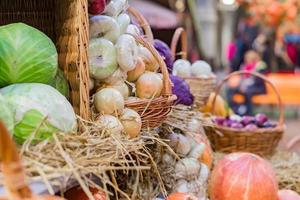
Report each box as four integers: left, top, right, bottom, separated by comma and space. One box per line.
0, 117, 169, 200
214, 151, 300, 194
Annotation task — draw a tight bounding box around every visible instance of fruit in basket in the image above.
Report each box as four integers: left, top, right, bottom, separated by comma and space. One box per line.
97, 114, 124, 135
136, 72, 163, 99
104, 0, 128, 17
0, 94, 14, 134
209, 152, 278, 200
173, 59, 191, 78
127, 57, 146, 82
0, 23, 57, 88
126, 24, 141, 36
167, 193, 198, 200
202, 93, 231, 117
170, 75, 194, 106
0, 83, 77, 144
278, 190, 300, 200
89, 15, 120, 43
230, 122, 243, 129
94, 88, 124, 115
88, 0, 106, 15
120, 108, 142, 138
154, 39, 174, 72
191, 60, 212, 77
89, 38, 118, 80
116, 13, 130, 34
245, 124, 258, 131
116, 34, 139, 71
138, 46, 160, 72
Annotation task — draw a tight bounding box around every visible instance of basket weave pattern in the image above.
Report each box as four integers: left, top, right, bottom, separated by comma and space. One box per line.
0, 0, 90, 120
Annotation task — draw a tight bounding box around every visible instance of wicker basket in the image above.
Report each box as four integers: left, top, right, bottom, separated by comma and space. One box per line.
125, 36, 177, 129
0, 121, 63, 199
205, 71, 285, 156
0, 0, 90, 120
171, 27, 216, 109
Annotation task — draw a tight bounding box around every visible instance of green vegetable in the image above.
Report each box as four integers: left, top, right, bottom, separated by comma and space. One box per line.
0, 94, 14, 134
0, 23, 58, 87
0, 83, 77, 144
49, 68, 70, 98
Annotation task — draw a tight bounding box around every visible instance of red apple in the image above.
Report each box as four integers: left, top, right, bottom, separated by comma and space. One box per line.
88, 0, 106, 15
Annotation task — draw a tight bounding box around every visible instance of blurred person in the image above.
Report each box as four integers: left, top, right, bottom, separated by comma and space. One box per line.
227, 50, 267, 115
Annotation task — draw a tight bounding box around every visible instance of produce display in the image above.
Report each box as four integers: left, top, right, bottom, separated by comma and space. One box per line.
213, 113, 277, 130
173, 59, 214, 78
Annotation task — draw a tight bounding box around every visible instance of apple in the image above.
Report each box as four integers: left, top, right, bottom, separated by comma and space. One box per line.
89, 15, 120, 43
191, 60, 212, 77
89, 38, 118, 80
116, 13, 130, 34
172, 59, 191, 78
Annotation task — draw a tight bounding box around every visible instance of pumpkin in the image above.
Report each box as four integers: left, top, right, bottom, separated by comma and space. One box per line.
64, 187, 106, 200
166, 192, 198, 200
278, 190, 300, 200
201, 92, 233, 117
193, 133, 213, 169
209, 152, 278, 200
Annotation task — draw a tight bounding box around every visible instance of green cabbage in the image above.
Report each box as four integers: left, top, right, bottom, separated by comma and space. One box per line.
0, 23, 58, 87
0, 83, 77, 144
49, 68, 70, 99
0, 94, 14, 134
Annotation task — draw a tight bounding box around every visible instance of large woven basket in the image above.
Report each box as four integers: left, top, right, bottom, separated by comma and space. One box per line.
205, 71, 285, 156
0, 0, 90, 120
0, 121, 64, 199
171, 27, 216, 109
125, 35, 177, 129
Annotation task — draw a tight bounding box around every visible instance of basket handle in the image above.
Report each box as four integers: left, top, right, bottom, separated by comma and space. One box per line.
0, 121, 33, 199
212, 70, 285, 126
171, 27, 188, 61
132, 35, 172, 95
127, 6, 154, 44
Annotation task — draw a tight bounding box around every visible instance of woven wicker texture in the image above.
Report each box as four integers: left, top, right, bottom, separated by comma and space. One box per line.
171, 27, 216, 109
0, 0, 90, 120
205, 71, 285, 156
125, 35, 177, 129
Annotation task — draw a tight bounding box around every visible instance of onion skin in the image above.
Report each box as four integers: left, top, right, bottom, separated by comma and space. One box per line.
127, 58, 146, 82
209, 152, 278, 200
278, 190, 300, 200
94, 88, 124, 115
120, 108, 142, 138
136, 72, 163, 99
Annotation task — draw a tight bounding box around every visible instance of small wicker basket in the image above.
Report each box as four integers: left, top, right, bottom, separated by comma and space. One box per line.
0, 121, 64, 200
0, 0, 90, 120
171, 27, 216, 109
205, 71, 285, 156
125, 35, 177, 129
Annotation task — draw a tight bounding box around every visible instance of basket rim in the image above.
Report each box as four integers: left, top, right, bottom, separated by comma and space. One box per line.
212, 123, 285, 134
125, 94, 177, 105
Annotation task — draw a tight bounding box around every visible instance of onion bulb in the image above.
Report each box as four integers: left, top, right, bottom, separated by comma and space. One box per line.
126, 24, 141, 36
116, 34, 139, 72
127, 57, 146, 82
97, 114, 124, 135
120, 108, 142, 138
175, 158, 201, 181
168, 133, 192, 157
116, 13, 130, 34
106, 83, 129, 100
136, 72, 163, 99
101, 68, 127, 85
191, 60, 212, 77
173, 59, 191, 78
89, 78, 95, 91
94, 88, 124, 115
104, 0, 127, 17
138, 46, 159, 72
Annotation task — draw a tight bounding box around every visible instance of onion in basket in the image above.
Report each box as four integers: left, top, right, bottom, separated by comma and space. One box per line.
173, 59, 191, 78
136, 72, 163, 99
104, 0, 128, 17
126, 24, 141, 36
94, 88, 124, 115
97, 114, 124, 135
106, 82, 130, 100
89, 15, 120, 43
116, 13, 130, 34
89, 38, 118, 80
100, 68, 127, 85
138, 46, 160, 72
120, 108, 142, 138
116, 34, 139, 72
191, 60, 212, 77
127, 57, 146, 82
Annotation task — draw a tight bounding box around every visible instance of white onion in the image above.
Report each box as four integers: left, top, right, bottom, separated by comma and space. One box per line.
100, 68, 127, 85
136, 72, 163, 99
120, 108, 142, 138
116, 34, 139, 72
89, 78, 95, 91
94, 88, 124, 115
104, 0, 128, 17
116, 13, 130, 34
106, 83, 130, 100
173, 59, 191, 78
138, 46, 159, 72
191, 60, 212, 77
127, 57, 146, 82
126, 24, 141, 36
97, 114, 124, 135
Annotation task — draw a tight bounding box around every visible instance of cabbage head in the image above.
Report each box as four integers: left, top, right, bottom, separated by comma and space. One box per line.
49, 68, 70, 99
0, 83, 77, 144
0, 23, 58, 87
0, 93, 14, 134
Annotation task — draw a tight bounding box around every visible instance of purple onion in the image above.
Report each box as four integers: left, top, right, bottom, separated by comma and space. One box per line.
230, 122, 244, 129
214, 116, 226, 126
154, 39, 174, 73
245, 124, 258, 131
255, 113, 268, 126
241, 116, 255, 126
223, 119, 234, 127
